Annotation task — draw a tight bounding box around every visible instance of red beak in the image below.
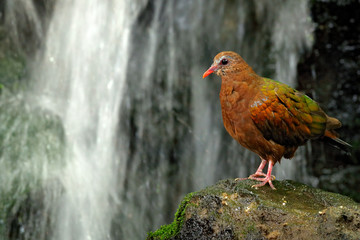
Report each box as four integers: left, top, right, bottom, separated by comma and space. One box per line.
203, 65, 218, 78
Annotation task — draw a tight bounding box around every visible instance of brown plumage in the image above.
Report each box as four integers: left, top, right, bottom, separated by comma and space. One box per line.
203, 51, 351, 189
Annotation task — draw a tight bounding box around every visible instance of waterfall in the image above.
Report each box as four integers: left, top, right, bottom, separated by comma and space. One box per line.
1, 0, 314, 239
29, 1, 148, 239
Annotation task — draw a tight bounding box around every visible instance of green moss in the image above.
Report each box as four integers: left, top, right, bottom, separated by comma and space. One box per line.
197, 178, 359, 223
147, 192, 195, 240
262, 180, 356, 210
0, 27, 26, 92
147, 223, 177, 240
0, 52, 25, 86
241, 222, 256, 236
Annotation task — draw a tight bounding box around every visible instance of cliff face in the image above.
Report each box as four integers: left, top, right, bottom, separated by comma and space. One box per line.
295, 0, 360, 202
148, 179, 360, 240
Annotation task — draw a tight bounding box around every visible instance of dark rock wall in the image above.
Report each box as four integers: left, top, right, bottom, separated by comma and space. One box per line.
297, 0, 360, 201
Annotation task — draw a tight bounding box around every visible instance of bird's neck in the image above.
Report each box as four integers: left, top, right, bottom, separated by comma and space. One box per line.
221, 69, 262, 91
219, 69, 263, 114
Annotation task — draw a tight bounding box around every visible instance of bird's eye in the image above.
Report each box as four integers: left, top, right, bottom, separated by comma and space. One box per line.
221, 58, 228, 65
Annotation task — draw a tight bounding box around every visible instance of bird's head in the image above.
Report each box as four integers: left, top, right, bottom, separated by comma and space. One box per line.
203, 51, 249, 78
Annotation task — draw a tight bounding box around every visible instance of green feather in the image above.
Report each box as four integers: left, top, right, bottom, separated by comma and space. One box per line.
252, 77, 328, 145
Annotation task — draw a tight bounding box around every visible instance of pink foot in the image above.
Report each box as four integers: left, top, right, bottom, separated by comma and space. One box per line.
249, 174, 276, 181
252, 160, 276, 190
251, 176, 276, 190
235, 159, 267, 181
236, 159, 277, 190
236, 171, 268, 181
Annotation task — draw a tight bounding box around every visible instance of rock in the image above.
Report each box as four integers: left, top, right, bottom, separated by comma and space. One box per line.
147, 179, 360, 240
297, 0, 360, 201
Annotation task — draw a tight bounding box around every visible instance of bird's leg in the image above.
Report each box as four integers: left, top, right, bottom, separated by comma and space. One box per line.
251, 160, 276, 190
236, 158, 275, 181
248, 158, 267, 178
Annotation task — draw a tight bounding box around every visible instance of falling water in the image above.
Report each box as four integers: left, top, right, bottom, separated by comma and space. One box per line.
1, 0, 314, 239
29, 1, 148, 239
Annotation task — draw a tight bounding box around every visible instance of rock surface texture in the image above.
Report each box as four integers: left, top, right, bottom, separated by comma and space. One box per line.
148, 179, 360, 240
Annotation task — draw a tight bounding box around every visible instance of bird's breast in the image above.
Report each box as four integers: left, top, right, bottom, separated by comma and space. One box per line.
219, 82, 252, 140
220, 83, 248, 113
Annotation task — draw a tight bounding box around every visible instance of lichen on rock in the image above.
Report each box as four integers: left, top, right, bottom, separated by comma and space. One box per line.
147, 179, 360, 240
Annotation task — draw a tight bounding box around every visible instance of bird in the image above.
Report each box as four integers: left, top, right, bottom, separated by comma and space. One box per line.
203, 51, 351, 189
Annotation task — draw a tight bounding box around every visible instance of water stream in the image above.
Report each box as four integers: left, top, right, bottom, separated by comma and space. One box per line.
1, 0, 314, 239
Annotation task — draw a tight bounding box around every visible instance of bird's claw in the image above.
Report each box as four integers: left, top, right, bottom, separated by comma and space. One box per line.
248, 174, 276, 181
236, 174, 275, 182
236, 174, 276, 190
235, 177, 248, 181
249, 171, 267, 178
235, 163, 276, 189
251, 177, 276, 190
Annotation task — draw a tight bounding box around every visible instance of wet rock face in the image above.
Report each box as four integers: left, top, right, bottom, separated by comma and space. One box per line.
148, 179, 360, 240
297, 0, 360, 201
174, 195, 235, 240
175, 215, 234, 240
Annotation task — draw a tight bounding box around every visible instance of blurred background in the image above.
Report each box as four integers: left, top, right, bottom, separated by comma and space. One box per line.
0, 0, 359, 239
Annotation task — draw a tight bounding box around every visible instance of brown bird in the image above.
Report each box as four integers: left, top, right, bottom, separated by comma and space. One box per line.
203, 51, 351, 189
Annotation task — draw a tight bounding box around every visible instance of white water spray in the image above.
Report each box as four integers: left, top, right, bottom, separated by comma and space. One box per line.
30, 0, 142, 239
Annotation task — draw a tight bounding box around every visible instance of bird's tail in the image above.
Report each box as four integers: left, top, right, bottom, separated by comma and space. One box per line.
323, 130, 352, 153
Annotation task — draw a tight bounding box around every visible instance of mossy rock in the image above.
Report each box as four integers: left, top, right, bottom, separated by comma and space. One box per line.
148, 179, 360, 240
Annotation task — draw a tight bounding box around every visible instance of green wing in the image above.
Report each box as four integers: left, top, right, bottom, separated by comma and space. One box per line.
250, 78, 327, 146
